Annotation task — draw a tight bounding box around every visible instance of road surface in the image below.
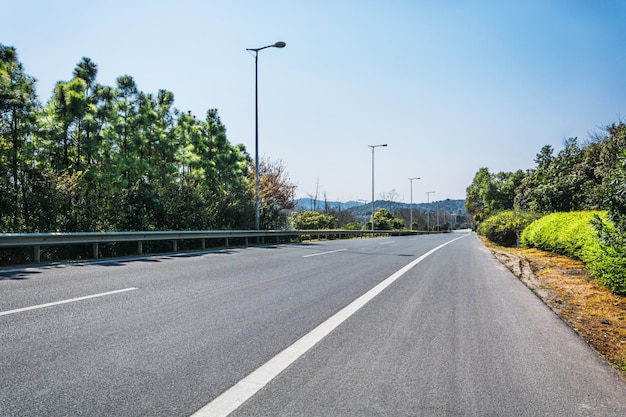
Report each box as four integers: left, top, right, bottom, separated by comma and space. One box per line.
1, 231, 625, 416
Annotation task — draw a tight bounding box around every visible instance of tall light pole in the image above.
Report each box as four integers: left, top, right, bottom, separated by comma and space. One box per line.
247, 41, 286, 230
426, 191, 435, 231
368, 144, 387, 231
408, 177, 420, 230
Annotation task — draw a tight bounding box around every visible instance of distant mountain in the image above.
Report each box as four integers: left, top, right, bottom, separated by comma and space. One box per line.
295, 198, 466, 215
294, 198, 364, 211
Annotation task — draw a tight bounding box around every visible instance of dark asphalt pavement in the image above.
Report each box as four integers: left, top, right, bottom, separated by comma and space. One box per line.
1, 232, 625, 416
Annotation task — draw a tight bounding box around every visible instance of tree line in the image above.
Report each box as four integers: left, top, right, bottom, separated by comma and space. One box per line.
465, 122, 626, 225
0, 44, 296, 233
465, 122, 626, 294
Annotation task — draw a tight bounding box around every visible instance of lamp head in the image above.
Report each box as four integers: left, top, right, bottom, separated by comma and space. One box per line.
274, 41, 286, 48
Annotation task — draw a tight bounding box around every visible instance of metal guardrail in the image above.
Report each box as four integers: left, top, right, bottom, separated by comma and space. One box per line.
0, 229, 412, 264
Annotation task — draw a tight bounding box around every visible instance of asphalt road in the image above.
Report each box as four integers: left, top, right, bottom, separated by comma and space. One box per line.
1, 231, 625, 416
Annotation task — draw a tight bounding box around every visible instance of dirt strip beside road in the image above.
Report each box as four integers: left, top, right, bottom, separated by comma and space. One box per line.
482, 237, 626, 379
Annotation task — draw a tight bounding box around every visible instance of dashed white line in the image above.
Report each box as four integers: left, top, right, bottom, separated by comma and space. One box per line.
302, 249, 347, 258
192, 234, 467, 417
0, 287, 138, 317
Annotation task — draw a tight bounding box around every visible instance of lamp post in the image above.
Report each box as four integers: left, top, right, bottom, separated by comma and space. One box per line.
368, 144, 387, 231
409, 177, 420, 230
247, 41, 286, 230
426, 191, 435, 231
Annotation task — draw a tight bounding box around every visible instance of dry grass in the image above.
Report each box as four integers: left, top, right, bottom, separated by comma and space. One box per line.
480, 237, 626, 378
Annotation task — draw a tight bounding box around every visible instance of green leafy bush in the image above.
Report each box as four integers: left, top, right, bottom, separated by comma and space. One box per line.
343, 221, 365, 230
368, 208, 405, 230
521, 211, 626, 295
476, 210, 541, 246
289, 211, 338, 230
520, 211, 599, 257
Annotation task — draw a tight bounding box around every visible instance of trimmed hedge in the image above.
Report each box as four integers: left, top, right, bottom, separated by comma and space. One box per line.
521, 211, 626, 295
476, 210, 541, 247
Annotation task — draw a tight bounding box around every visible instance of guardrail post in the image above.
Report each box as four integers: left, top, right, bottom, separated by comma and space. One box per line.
225, 237, 229, 247
138, 241, 143, 255
93, 243, 99, 259
245, 237, 249, 246
201, 239, 206, 250
172, 240, 177, 252
34, 245, 40, 263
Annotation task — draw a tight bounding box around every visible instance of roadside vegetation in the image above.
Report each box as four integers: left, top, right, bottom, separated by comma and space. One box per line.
476, 210, 540, 247
467, 121, 626, 296
1, 44, 297, 235
522, 212, 626, 295
467, 121, 626, 377
289, 208, 406, 231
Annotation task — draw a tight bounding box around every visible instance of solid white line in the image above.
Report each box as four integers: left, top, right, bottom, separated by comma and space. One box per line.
302, 249, 347, 258
0, 287, 138, 317
378, 241, 394, 245
192, 234, 467, 417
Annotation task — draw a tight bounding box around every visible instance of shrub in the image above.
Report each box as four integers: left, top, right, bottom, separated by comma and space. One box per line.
289, 211, 338, 230
476, 210, 541, 246
343, 221, 365, 230
368, 208, 405, 230
521, 211, 626, 295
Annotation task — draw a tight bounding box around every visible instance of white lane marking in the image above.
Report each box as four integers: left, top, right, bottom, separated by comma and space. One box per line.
192, 234, 467, 417
0, 287, 138, 317
302, 249, 347, 258
378, 241, 394, 245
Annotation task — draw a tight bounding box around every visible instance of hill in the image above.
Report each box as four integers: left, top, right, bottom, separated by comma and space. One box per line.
295, 198, 466, 215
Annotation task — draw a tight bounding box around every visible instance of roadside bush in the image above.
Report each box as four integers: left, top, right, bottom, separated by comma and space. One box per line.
476, 210, 541, 246
343, 221, 365, 230
289, 210, 338, 230
520, 211, 599, 257
521, 211, 626, 295
370, 208, 405, 230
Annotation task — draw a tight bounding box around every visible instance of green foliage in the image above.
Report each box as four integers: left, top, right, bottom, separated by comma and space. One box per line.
520, 212, 599, 257
289, 211, 338, 230
468, 126, 626, 226
368, 208, 405, 230
465, 168, 525, 224
343, 221, 365, 230
476, 210, 540, 246
597, 147, 626, 245
1, 43, 40, 231
514, 138, 603, 213
521, 211, 626, 295
1, 44, 292, 233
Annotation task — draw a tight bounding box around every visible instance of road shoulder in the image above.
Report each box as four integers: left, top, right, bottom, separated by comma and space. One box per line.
482, 237, 626, 379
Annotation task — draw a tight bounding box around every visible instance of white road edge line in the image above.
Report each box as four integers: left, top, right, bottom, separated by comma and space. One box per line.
0, 287, 138, 317
302, 249, 347, 258
192, 234, 468, 417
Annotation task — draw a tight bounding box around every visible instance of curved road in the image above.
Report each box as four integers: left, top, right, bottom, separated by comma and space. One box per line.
1, 231, 625, 416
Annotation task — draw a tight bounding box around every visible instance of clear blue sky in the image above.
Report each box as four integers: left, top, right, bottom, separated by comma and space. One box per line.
4, 0, 626, 204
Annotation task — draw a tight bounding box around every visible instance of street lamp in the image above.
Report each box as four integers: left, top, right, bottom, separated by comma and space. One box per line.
409, 177, 420, 230
426, 191, 435, 231
246, 41, 286, 230
368, 144, 388, 231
